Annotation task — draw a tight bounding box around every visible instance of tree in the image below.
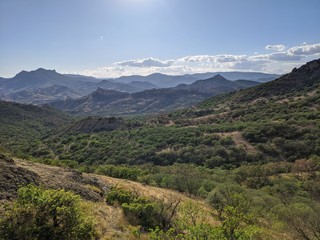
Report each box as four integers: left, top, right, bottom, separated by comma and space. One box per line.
0, 185, 96, 240
208, 184, 245, 220
208, 186, 260, 240
279, 203, 320, 240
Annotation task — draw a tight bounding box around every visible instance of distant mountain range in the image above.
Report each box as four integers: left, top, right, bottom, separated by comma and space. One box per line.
112, 72, 279, 88
50, 75, 260, 116
0, 68, 157, 104
0, 68, 279, 105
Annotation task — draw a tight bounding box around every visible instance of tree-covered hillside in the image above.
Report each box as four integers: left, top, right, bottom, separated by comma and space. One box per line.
0, 101, 71, 157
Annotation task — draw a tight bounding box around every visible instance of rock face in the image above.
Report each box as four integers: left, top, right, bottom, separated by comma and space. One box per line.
0, 153, 110, 202
0, 154, 41, 200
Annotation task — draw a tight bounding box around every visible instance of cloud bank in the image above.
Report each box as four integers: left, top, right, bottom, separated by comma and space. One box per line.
79, 43, 320, 78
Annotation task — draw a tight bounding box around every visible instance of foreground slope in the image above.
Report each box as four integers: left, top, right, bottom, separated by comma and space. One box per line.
0, 154, 216, 239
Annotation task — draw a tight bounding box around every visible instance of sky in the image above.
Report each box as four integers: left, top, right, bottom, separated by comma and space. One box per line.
0, 0, 320, 78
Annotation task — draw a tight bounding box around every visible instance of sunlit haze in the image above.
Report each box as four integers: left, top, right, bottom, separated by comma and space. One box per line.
0, 0, 319, 78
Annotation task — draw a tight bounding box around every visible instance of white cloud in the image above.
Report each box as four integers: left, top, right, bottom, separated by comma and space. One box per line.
77, 43, 320, 78
176, 54, 247, 64
115, 57, 174, 68
287, 43, 320, 55
265, 44, 286, 52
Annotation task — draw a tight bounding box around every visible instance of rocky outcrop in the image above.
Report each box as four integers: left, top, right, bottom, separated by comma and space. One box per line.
0, 154, 41, 200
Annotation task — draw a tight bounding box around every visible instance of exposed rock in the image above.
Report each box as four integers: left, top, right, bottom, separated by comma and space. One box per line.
0, 154, 41, 200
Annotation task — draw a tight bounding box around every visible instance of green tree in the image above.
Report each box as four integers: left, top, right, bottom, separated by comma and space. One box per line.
208, 186, 260, 240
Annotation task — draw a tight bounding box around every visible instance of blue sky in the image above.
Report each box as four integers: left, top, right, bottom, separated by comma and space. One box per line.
0, 0, 320, 78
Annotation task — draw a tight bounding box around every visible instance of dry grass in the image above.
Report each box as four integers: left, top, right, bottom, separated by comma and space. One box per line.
87, 202, 133, 240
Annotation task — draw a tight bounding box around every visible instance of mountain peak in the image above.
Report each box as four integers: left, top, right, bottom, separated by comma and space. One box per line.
211, 74, 227, 80
148, 73, 167, 77
35, 68, 56, 73
196, 74, 229, 83
14, 68, 58, 78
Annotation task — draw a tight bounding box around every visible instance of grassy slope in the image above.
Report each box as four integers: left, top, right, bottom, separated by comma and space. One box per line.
0, 156, 298, 239
12, 157, 215, 240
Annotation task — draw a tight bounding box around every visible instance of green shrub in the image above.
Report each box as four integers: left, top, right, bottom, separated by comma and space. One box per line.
105, 187, 134, 205
0, 185, 96, 240
106, 188, 180, 231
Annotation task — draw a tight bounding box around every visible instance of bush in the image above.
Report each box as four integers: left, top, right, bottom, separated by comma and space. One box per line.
0, 185, 96, 240
105, 187, 134, 205
106, 188, 180, 231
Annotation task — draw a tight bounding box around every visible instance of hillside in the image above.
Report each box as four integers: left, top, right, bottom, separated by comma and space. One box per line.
1, 151, 318, 239
0, 100, 72, 157
177, 58, 320, 120
50, 75, 259, 116
0, 153, 219, 239
0, 59, 319, 239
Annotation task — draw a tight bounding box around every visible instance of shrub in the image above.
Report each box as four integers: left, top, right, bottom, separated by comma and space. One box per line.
105, 187, 134, 205
0, 185, 96, 240
105, 188, 180, 231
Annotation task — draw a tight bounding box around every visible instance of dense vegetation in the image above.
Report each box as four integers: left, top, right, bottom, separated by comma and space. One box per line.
0, 59, 320, 239
0, 101, 71, 157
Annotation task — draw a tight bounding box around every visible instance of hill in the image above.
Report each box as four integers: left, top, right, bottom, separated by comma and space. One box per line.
50, 75, 260, 116
0, 100, 72, 157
